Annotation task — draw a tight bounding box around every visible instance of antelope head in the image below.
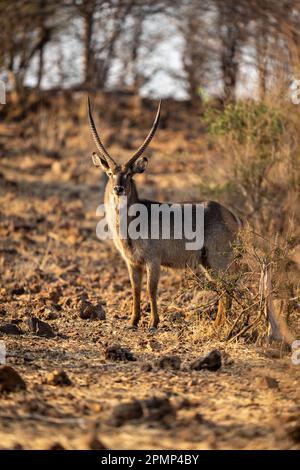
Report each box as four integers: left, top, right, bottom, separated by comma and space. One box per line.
87, 97, 161, 198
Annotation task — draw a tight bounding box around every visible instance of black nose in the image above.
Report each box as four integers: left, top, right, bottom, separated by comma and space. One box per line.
114, 185, 125, 195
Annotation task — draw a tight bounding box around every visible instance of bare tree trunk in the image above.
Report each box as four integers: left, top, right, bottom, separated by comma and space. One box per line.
82, 0, 95, 89
179, 1, 208, 106
130, 11, 144, 93
7, 69, 19, 105
287, 30, 300, 77
220, 27, 239, 102
255, 21, 268, 101
36, 44, 45, 90
217, 1, 242, 103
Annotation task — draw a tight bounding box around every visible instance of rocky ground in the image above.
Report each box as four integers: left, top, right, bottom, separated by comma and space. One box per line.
0, 113, 299, 450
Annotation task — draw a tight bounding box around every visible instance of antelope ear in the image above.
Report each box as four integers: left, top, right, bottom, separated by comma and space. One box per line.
92, 152, 110, 171
132, 157, 148, 174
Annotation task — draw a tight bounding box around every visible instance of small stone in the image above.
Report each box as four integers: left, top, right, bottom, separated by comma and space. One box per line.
11, 285, 25, 296
141, 362, 152, 372
44, 309, 59, 320
47, 286, 62, 303
262, 349, 281, 359
0, 323, 23, 335
170, 397, 192, 410
0, 366, 26, 393
105, 344, 136, 362
147, 340, 163, 351
239, 428, 264, 438
142, 396, 175, 421
256, 376, 279, 390
111, 400, 143, 426
287, 422, 300, 443
49, 443, 65, 450
222, 352, 234, 366
188, 379, 198, 387
156, 355, 181, 370
194, 412, 205, 423
190, 349, 222, 372
78, 300, 106, 320
12, 443, 23, 450
27, 316, 55, 338
47, 370, 72, 386
88, 436, 107, 450
169, 312, 185, 322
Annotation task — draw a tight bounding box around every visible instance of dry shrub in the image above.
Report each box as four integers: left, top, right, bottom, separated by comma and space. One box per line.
204, 100, 300, 235
188, 225, 299, 345
190, 100, 300, 343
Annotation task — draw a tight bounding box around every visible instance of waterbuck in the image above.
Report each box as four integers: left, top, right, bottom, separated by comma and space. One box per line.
88, 98, 241, 329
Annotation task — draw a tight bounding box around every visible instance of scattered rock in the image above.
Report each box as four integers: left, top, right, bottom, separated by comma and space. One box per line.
61, 296, 73, 308
88, 436, 107, 450
256, 375, 279, 390
169, 312, 185, 322
12, 443, 23, 450
194, 412, 205, 423
0, 366, 26, 393
287, 422, 300, 443
43, 309, 59, 320
0, 323, 23, 335
46, 370, 72, 386
105, 344, 136, 362
141, 362, 153, 372
239, 427, 265, 438
11, 318, 23, 325
46, 286, 63, 304
111, 400, 143, 426
170, 397, 192, 411
78, 299, 106, 320
188, 379, 198, 387
193, 413, 214, 428
147, 339, 163, 351
222, 351, 234, 366
27, 316, 55, 338
190, 349, 222, 372
142, 396, 175, 421
156, 355, 181, 370
10, 285, 25, 296
262, 349, 281, 359
49, 443, 65, 450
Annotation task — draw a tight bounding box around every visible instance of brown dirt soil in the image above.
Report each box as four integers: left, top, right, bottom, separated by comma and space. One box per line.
0, 108, 299, 450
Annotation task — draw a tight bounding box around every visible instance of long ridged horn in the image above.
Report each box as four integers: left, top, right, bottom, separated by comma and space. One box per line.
125, 100, 161, 169
87, 96, 116, 168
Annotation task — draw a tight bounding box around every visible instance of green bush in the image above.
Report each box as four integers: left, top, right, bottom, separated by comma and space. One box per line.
203, 101, 284, 149
202, 100, 296, 234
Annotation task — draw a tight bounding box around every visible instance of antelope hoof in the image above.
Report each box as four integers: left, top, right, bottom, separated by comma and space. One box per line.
148, 326, 158, 334
126, 324, 138, 331
129, 315, 140, 328
128, 317, 139, 328
149, 317, 159, 330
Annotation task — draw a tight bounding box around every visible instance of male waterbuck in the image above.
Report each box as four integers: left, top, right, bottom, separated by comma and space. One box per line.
88, 98, 241, 329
